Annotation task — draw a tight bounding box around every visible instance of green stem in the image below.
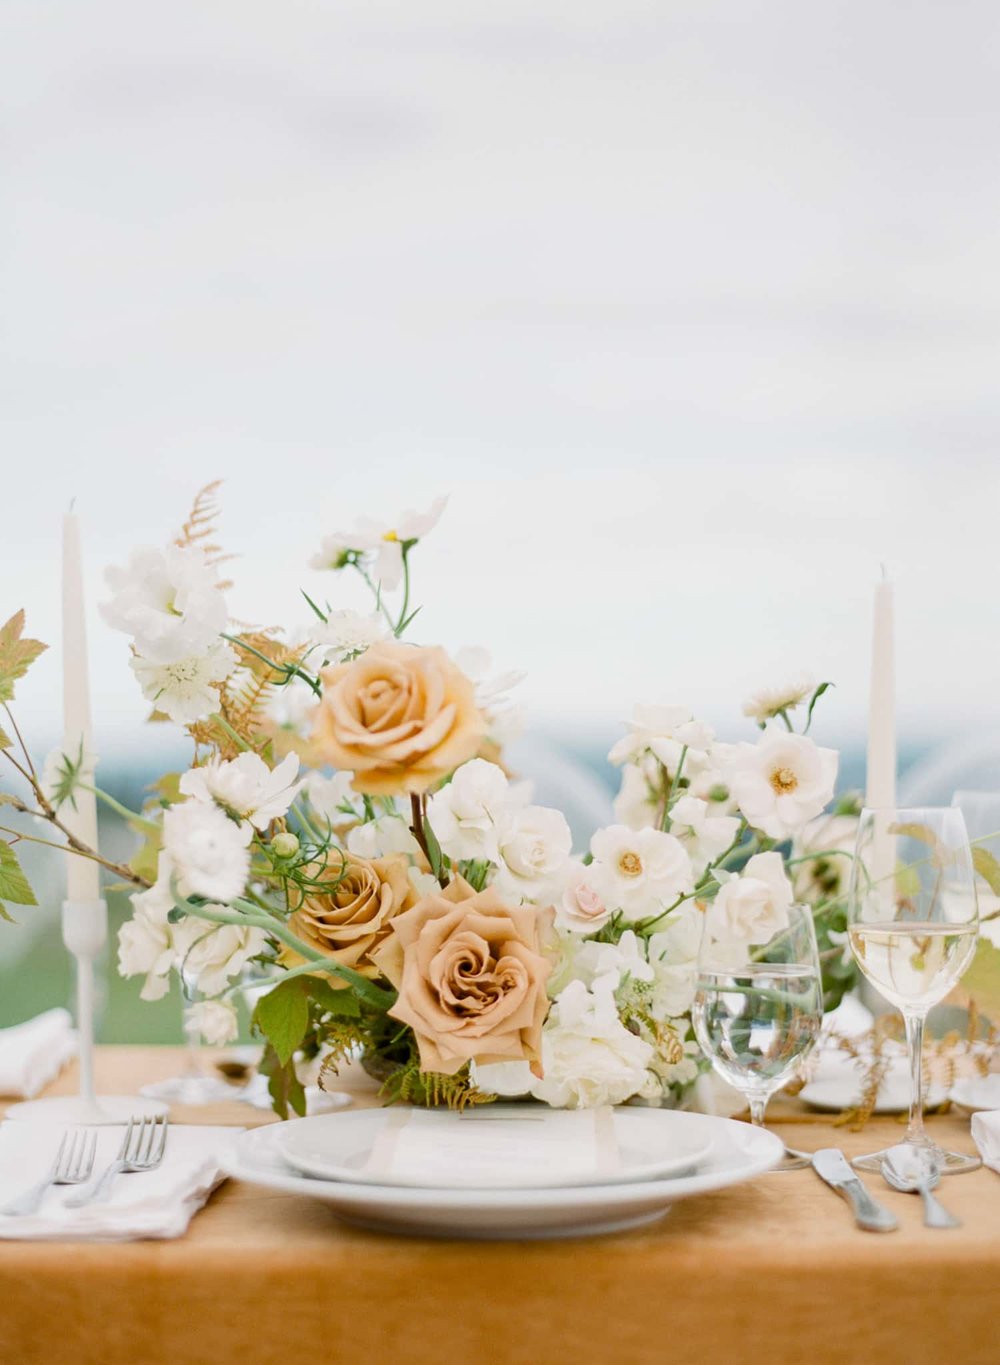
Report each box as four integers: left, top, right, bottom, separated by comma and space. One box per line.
659, 747, 687, 832
394, 547, 412, 637
222, 635, 321, 699
82, 784, 158, 831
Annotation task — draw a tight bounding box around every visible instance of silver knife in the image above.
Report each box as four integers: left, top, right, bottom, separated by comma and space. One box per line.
812, 1149, 899, 1232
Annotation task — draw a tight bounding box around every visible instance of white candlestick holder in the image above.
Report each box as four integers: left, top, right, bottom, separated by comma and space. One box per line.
6, 900, 167, 1125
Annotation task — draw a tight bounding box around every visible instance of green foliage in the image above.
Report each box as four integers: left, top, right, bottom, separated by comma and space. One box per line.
0, 839, 37, 921
423, 814, 445, 884
959, 939, 1000, 1023
380, 1054, 495, 1112
804, 681, 833, 733
0, 610, 46, 704
254, 973, 362, 1068
259, 1042, 307, 1119
973, 847, 1000, 897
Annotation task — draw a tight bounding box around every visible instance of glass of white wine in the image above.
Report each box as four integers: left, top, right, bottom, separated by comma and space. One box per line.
848, 805, 980, 1174
693, 903, 823, 1171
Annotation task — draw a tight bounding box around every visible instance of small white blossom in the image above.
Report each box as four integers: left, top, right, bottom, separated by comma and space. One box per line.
612, 761, 660, 831
668, 795, 741, 876
346, 814, 421, 860
647, 905, 703, 1018
186, 999, 239, 1047
742, 676, 815, 726
426, 759, 516, 863
588, 824, 693, 922
709, 850, 793, 945
102, 545, 228, 664
303, 771, 359, 827
131, 641, 237, 724
494, 805, 573, 903
117, 863, 191, 1002
266, 679, 318, 737
310, 610, 388, 663
574, 930, 655, 993
162, 800, 252, 903
180, 752, 303, 831
727, 733, 838, 841
608, 704, 714, 774
310, 497, 447, 590
529, 979, 654, 1109
182, 917, 268, 996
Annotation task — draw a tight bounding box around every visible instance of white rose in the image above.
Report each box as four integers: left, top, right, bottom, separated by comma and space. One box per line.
183, 918, 268, 996
588, 824, 693, 922
186, 999, 239, 1047
727, 733, 838, 841
162, 800, 252, 904
426, 759, 516, 862
529, 980, 653, 1109
555, 858, 612, 933
710, 851, 794, 944
494, 805, 573, 902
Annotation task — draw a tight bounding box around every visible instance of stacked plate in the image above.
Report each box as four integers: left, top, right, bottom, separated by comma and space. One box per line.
223, 1105, 783, 1239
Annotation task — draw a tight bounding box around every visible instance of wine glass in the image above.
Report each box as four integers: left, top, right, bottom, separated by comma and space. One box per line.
693, 902, 823, 1171
848, 806, 980, 1173
139, 973, 238, 1105
952, 790, 1000, 941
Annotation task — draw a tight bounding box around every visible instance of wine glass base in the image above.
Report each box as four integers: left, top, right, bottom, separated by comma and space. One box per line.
852, 1143, 982, 1176
139, 1075, 239, 1105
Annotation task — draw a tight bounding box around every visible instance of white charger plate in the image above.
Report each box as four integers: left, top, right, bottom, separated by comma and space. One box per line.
223, 1110, 782, 1239
275, 1106, 714, 1189
799, 1073, 948, 1114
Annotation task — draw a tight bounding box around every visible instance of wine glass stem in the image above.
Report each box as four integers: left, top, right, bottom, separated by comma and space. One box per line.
902, 1008, 927, 1145
748, 1096, 767, 1128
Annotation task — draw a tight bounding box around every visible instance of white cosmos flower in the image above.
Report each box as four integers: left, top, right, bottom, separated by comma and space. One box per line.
555, 858, 612, 933
309, 496, 448, 591
131, 641, 237, 724
742, 676, 815, 726
727, 733, 838, 841
647, 904, 703, 1018
101, 545, 228, 664
187, 999, 239, 1047
41, 738, 98, 812
346, 814, 422, 860
529, 979, 654, 1109
710, 851, 793, 944
303, 770, 358, 827
588, 824, 693, 922
180, 752, 303, 831
494, 804, 573, 902
310, 610, 388, 664
182, 917, 268, 996
426, 758, 516, 862
162, 800, 252, 903
608, 704, 714, 774
668, 795, 741, 875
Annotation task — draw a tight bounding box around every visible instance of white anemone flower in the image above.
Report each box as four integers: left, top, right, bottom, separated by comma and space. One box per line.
426, 758, 517, 863
728, 733, 838, 841
179, 752, 303, 831
309, 496, 448, 590
101, 545, 228, 663
742, 676, 816, 726
588, 824, 693, 922
131, 641, 237, 724
162, 800, 252, 903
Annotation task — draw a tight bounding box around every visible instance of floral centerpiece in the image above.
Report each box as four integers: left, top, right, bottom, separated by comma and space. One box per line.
0, 486, 857, 1114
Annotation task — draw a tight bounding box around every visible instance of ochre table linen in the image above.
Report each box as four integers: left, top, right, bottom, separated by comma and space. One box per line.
1, 1047, 998, 1365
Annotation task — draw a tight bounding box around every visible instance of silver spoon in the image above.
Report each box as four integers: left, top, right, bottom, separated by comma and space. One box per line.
880, 1144, 961, 1229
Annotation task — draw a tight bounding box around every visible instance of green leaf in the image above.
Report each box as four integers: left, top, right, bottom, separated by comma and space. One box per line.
300, 589, 328, 623
304, 976, 361, 1017
958, 938, 1000, 1022
0, 724, 10, 750
0, 839, 37, 908
0, 610, 47, 704
252, 976, 311, 1066
258, 1042, 307, 1120
423, 814, 445, 883
804, 681, 834, 733
973, 847, 1000, 897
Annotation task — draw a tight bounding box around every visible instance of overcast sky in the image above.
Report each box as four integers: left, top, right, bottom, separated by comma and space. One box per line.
4, 1, 1000, 761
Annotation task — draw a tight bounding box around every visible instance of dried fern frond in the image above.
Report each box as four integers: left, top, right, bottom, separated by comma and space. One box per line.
381, 1056, 495, 1111
174, 480, 235, 586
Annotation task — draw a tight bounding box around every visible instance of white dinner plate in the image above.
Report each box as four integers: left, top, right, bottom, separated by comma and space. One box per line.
223, 1110, 782, 1239
274, 1106, 714, 1189
948, 1075, 1000, 1113
799, 1073, 948, 1114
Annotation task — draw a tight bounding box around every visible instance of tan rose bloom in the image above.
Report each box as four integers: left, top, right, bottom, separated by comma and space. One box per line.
372, 878, 552, 1075
312, 641, 485, 796
288, 852, 418, 979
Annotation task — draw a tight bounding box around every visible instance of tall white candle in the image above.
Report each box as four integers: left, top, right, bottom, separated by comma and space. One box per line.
61, 511, 101, 903
866, 570, 896, 812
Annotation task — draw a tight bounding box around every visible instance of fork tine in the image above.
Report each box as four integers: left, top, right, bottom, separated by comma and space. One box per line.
139, 1115, 160, 1165
117, 1116, 135, 1161
59, 1129, 81, 1180
49, 1131, 68, 1178
77, 1129, 98, 1181
129, 1116, 149, 1163
152, 1116, 168, 1165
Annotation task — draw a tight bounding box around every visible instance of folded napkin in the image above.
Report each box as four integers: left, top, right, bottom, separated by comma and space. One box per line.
971, 1109, 1000, 1173
0, 1009, 77, 1098
0, 1122, 240, 1240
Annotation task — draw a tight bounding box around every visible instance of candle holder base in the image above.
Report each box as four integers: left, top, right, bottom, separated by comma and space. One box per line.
4, 1094, 168, 1125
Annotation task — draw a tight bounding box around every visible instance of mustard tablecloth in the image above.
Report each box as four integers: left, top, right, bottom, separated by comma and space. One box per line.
1, 1047, 997, 1365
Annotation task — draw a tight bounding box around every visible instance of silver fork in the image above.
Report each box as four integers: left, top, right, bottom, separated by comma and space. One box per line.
65, 1115, 169, 1208
1, 1128, 98, 1216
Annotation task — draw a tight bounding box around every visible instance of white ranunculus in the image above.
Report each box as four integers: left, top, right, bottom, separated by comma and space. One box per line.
792, 811, 858, 906
554, 858, 613, 933
310, 610, 389, 663
131, 640, 237, 724
494, 804, 573, 902
303, 771, 358, 827
529, 980, 654, 1109
426, 758, 516, 863
608, 704, 714, 774
162, 800, 252, 903
101, 545, 228, 664
668, 795, 741, 875
727, 733, 838, 841
180, 752, 303, 831
346, 814, 421, 860
309, 497, 447, 590
742, 676, 815, 727
588, 824, 693, 922
187, 999, 239, 1047
710, 850, 794, 945
182, 916, 268, 996
647, 904, 703, 1018
574, 930, 654, 993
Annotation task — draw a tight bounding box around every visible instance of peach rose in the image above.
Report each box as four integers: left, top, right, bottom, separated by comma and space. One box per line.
312, 641, 485, 796
288, 852, 418, 978
372, 878, 552, 1075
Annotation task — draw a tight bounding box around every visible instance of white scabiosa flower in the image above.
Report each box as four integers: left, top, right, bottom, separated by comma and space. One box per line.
131, 640, 237, 724
709, 850, 794, 945
588, 824, 693, 922
162, 800, 252, 903
742, 676, 815, 727
727, 733, 838, 841
426, 758, 516, 862
494, 805, 573, 903
529, 979, 654, 1109
102, 545, 228, 663
180, 751, 303, 832
187, 999, 239, 1047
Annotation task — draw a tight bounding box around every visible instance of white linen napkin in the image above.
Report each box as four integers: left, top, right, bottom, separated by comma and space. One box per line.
0, 1009, 77, 1098
0, 1122, 241, 1240
971, 1109, 1000, 1173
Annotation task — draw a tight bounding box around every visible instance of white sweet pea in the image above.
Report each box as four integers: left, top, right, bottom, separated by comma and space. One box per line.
162, 800, 252, 904
426, 759, 515, 862
608, 704, 714, 774
588, 824, 693, 922
182, 916, 268, 995
574, 930, 654, 993
494, 805, 573, 902
303, 771, 359, 827
180, 752, 303, 831
346, 814, 421, 860
727, 733, 838, 841
529, 979, 654, 1109
309, 496, 447, 591
187, 999, 239, 1047
742, 676, 815, 727
709, 850, 794, 944
668, 795, 741, 875
647, 904, 703, 1018
310, 610, 388, 663
101, 545, 228, 663
555, 858, 612, 933
131, 640, 237, 724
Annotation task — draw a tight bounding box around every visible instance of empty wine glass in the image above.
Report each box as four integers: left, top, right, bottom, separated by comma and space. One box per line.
693, 902, 823, 1171
952, 790, 1000, 940
848, 806, 980, 1174
139, 974, 237, 1105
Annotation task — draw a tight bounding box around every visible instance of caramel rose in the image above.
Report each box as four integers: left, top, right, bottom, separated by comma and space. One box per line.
312, 641, 485, 796
289, 852, 417, 978
372, 879, 552, 1075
